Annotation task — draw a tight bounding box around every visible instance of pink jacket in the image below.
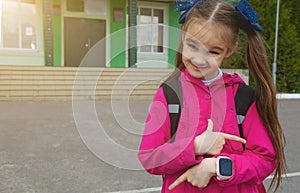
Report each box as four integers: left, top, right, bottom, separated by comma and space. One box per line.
138, 69, 276, 193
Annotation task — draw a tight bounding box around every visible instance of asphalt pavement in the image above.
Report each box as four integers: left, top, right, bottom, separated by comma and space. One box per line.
0, 99, 299, 193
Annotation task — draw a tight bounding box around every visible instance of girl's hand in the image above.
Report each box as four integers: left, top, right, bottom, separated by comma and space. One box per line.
169, 158, 217, 190
194, 119, 246, 155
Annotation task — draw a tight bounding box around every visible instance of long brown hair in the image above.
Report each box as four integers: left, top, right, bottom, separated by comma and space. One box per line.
174, 0, 286, 191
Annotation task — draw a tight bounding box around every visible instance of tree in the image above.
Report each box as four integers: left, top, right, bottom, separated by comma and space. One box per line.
285, 0, 300, 36
223, 0, 300, 93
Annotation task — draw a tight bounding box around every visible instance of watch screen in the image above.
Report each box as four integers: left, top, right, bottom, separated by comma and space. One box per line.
219, 158, 233, 176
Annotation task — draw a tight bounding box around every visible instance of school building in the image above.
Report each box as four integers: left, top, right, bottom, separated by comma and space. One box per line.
0, 0, 181, 68
0, 0, 249, 100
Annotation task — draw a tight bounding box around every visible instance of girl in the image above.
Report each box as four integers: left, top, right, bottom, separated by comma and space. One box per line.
138, 0, 286, 192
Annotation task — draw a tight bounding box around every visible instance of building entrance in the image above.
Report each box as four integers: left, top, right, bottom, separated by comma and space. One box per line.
64, 17, 106, 67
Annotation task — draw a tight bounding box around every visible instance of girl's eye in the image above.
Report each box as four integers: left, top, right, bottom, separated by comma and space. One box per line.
187, 43, 198, 50
209, 51, 220, 55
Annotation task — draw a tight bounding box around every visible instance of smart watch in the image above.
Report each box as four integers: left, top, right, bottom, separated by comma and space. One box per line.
216, 156, 233, 181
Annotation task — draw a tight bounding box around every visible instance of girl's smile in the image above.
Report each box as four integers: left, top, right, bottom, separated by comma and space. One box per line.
191, 63, 209, 71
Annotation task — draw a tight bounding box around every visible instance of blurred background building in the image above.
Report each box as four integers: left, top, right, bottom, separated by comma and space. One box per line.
0, 0, 181, 68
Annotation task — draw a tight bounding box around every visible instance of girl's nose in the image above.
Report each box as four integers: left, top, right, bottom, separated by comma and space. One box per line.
191, 54, 206, 66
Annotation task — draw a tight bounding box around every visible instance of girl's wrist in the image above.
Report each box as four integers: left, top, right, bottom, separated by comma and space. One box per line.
194, 135, 204, 155
204, 158, 217, 177
194, 136, 200, 155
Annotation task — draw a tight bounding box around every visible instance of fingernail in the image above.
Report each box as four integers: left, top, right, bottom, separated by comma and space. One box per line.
168, 186, 172, 190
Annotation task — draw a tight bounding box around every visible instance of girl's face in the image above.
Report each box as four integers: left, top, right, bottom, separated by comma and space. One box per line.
182, 22, 237, 80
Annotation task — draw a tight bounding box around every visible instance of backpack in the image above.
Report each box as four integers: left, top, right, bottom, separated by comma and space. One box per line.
161, 75, 255, 147
161, 74, 266, 193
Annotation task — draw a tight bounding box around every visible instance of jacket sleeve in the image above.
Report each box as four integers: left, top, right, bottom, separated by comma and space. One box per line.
214, 102, 276, 186
138, 87, 202, 175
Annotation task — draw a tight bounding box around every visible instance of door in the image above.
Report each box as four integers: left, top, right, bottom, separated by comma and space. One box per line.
64, 17, 106, 67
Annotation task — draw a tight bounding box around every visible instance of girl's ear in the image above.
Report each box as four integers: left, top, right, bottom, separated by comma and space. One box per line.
225, 42, 238, 58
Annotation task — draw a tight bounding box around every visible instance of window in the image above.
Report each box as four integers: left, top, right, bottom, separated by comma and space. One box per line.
137, 7, 164, 53
66, 0, 107, 16
0, 0, 37, 50
67, 0, 84, 12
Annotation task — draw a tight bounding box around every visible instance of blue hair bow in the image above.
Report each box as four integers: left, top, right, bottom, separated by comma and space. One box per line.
234, 0, 262, 31
174, 0, 204, 24
174, 0, 262, 31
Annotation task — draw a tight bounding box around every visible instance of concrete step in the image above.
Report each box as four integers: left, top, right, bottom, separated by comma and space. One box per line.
0, 66, 172, 100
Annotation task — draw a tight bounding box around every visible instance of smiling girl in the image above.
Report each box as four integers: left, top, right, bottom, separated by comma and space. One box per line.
138, 0, 286, 192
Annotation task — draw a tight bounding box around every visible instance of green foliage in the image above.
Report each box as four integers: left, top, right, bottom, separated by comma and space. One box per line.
223, 0, 300, 93
285, 0, 300, 36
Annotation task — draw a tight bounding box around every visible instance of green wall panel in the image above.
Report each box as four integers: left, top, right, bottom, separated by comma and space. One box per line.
53, 0, 61, 66
53, 15, 62, 66
110, 0, 126, 68
168, 4, 181, 68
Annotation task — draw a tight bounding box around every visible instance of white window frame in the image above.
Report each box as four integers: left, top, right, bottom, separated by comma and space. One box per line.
137, 6, 165, 54
133, 1, 169, 68
0, 0, 39, 51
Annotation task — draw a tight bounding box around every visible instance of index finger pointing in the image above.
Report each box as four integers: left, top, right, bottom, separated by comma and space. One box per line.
168, 173, 188, 190
221, 133, 247, 144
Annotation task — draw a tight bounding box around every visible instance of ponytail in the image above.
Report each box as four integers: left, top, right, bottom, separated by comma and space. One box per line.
243, 28, 287, 192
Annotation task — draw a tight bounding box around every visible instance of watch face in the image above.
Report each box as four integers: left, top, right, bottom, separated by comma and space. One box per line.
219, 158, 232, 176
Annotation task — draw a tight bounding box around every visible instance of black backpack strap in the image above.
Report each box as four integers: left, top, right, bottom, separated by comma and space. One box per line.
234, 84, 255, 149
162, 76, 183, 143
